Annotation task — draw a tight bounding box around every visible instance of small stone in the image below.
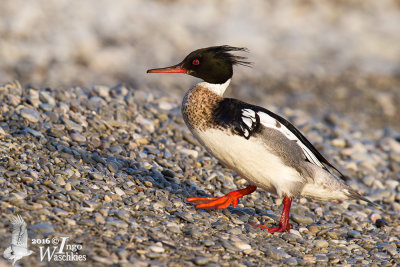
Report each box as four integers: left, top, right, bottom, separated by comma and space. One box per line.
179, 148, 198, 158
266, 248, 289, 260
375, 219, 389, 228
114, 187, 125, 196
283, 258, 298, 266
282, 232, 301, 242
22, 177, 33, 182
62, 117, 83, 132
314, 240, 329, 248
86, 96, 107, 110
158, 100, 175, 110
291, 214, 314, 225
332, 138, 346, 148
70, 133, 86, 142
144, 181, 153, 187
184, 228, 202, 239
106, 218, 128, 228
192, 256, 209, 265
392, 202, 400, 212
202, 240, 215, 247
148, 245, 165, 253
315, 253, 329, 263
94, 213, 106, 224
233, 240, 251, 250
94, 85, 110, 98
53, 207, 68, 216
55, 176, 66, 186
104, 195, 112, 203
373, 252, 390, 259
303, 255, 316, 263
107, 161, 119, 172
20, 108, 41, 123
289, 229, 303, 239
65, 182, 72, 191
92, 256, 115, 265
25, 127, 44, 138
135, 115, 155, 132
167, 225, 181, 234
328, 253, 340, 264
39, 91, 56, 106
29, 223, 55, 235
347, 230, 361, 238
308, 225, 320, 234
299, 197, 308, 205
89, 172, 104, 180
370, 213, 382, 223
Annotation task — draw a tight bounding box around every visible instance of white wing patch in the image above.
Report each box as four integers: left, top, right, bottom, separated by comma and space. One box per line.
241, 109, 258, 138
242, 109, 324, 168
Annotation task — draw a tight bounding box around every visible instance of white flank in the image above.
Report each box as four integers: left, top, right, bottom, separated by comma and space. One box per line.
193, 128, 302, 197
198, 79, 231, 96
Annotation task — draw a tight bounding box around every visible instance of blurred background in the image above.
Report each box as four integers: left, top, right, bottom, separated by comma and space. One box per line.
0, 0, 399, 130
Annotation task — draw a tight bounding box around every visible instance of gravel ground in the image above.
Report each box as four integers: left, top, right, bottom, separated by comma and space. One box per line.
0, 80, 399, 266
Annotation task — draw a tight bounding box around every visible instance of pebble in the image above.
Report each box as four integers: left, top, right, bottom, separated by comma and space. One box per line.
233, 240, 251, 250
192, 256, 210, 265
314, 239, 329, 248
315, 253, 329, 263
265, 248, 289, 260
114, 187, 125, 196
29, 223, 55, 235
375, 219, 389, 228
20, 107, 41, 123
303, 255, 316, 263
62, 117, 83, 132
291, 214, 314, 225
70, 132, 86, 142
148, 245, 165, 253
179, 148, 199, 158
348, 230, 362, 238
89, 172, 104, 180
332, 138, 346, 148
107, 161, 119, 172
283, 258, 298, 266
39, 91, 56, 106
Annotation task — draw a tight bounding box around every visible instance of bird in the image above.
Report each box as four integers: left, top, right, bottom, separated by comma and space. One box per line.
3, 215, 34, 265
147, 45, 376, 234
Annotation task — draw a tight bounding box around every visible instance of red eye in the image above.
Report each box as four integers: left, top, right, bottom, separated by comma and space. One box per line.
192, 59, 200, 65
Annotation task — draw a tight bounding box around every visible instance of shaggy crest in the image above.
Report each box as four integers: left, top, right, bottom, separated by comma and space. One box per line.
186, 45, 251, 67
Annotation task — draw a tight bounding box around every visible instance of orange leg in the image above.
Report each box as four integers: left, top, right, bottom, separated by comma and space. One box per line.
250, 196, 292, 234
186, 185, 257, 209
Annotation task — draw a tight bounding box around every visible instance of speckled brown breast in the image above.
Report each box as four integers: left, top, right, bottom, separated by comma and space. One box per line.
181, 84, 223, 131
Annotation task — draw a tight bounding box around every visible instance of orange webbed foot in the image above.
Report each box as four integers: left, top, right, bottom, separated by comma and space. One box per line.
186, 185, 257, 210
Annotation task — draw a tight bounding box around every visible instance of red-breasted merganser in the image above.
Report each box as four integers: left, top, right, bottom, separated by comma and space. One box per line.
147, 45, 376, 234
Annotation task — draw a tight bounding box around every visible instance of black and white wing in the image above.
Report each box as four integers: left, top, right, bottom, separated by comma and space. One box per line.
10, 215, 28, 248
213, 98, 346, 180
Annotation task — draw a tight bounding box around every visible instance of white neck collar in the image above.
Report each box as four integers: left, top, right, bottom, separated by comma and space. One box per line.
197, 79, 231, 96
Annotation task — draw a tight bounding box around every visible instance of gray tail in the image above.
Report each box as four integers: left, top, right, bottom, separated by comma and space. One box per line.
346, 188, 381, 210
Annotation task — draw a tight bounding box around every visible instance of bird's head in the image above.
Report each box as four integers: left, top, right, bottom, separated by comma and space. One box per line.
147, 45, 250, 84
